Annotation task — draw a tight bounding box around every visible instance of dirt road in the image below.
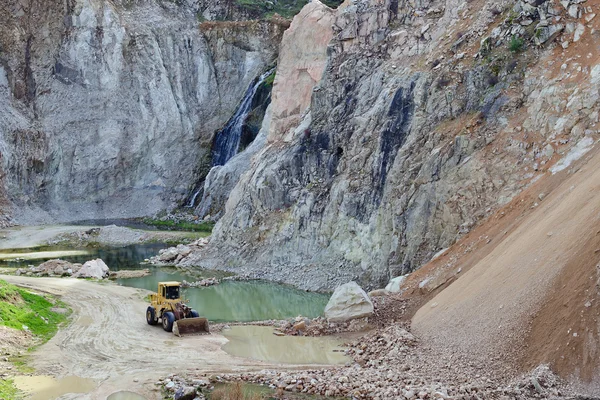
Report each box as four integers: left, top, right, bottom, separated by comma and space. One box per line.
1, 275, 292, 399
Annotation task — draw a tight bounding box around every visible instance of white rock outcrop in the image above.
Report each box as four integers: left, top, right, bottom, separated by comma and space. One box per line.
324, 282, 374, 322
73, 259, 109, 279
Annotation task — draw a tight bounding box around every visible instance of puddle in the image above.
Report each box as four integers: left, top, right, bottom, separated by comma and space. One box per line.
13, 375, 96, 400
222, 325, 350, 365
107, 391, 148, 400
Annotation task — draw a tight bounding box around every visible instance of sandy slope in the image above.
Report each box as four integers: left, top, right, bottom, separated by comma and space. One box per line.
412, 145, 600, 393
0, 276, 298, 399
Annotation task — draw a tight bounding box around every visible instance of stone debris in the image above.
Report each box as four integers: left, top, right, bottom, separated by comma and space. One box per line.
195, 328, 571, 400
16, 259, 81, 277
15, 258, 114, 280
150, 239, 209, 266
108, 269, 151, 279
181, 278, 219, 288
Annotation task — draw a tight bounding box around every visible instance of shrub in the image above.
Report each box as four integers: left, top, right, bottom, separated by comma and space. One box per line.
509, 35, 524, 52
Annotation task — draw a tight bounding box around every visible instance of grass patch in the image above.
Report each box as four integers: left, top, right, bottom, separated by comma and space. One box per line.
509, 35, 524, 53
0, 280, 70, 343
142, 218, 215, 233
263, 70, 276, 87
0, 378, 20, 400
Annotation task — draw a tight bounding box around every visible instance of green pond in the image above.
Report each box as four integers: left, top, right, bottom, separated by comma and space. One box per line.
0, 243, 329, 323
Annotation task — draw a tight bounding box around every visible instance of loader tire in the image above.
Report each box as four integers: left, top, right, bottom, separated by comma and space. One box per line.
162, 311, 175, 332
189, 310, 199, 318
146, 306, 158, 325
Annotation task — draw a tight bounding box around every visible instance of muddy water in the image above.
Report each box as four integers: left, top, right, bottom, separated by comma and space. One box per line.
107, 391, 148, 400
222, 326, 350, 365
13, 375, 96, 400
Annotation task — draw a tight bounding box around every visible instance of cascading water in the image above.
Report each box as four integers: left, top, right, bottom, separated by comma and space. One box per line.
186, 187, 203, 208
211, 68, 275, 167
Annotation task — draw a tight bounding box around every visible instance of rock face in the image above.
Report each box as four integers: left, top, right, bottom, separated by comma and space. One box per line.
196, 105, 272, 220
324, 281, 374, 322
190, 0, 600, 291
268, 1, 335, 142
0, 0, 283, 223
73, 259, 109, 279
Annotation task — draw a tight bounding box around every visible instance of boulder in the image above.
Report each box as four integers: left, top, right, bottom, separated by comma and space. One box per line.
73, 259, 109, 279
385, 275, 408, 293
176, 244, 192, 257
324, 282, 374, 322
158, 248, 179, 262
174, 386, 196, 400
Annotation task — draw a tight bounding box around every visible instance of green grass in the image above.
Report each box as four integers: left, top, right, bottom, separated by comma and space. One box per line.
0, 378, 20, 400
509, 35, 524, 53
263, 70, 276, 87
142, 218, 215, 233
0, 280, 70, 343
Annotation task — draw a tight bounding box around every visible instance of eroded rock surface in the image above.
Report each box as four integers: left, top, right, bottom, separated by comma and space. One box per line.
191, 0, 600, 292
0, 0, 283, 222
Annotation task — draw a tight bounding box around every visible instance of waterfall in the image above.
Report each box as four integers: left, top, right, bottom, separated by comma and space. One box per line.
187, 187, 203, 208
211, 68, 274, 167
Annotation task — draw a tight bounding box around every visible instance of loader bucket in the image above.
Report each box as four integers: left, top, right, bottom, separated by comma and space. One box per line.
173, 317, 210, 336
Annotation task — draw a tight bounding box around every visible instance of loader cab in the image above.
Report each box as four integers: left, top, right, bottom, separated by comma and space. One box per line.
159, 282, 181, 301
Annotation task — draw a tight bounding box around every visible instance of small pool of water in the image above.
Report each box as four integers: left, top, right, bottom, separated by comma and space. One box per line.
13, 375, 96, 400
222, 325, 349, 365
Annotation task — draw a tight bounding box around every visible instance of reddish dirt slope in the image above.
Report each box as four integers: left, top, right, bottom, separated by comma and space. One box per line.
412, 144, 600, 392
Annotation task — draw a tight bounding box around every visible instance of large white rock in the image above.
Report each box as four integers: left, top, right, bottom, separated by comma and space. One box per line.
74, 259, 109, 279
385, 275, 408, 293
324, 282, 374, 322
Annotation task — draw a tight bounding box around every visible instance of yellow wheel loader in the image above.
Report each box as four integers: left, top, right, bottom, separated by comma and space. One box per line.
146, 281, 210, 336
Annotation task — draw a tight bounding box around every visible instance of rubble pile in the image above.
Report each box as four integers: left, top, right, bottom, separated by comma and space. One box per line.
150, 239, 209, 265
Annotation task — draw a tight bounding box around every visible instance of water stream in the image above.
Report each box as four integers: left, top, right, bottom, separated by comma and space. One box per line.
211, 69, 274, 167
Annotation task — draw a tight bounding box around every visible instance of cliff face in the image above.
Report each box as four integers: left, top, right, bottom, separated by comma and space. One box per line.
0, 0, 284, 222
193, 0, 600, 290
